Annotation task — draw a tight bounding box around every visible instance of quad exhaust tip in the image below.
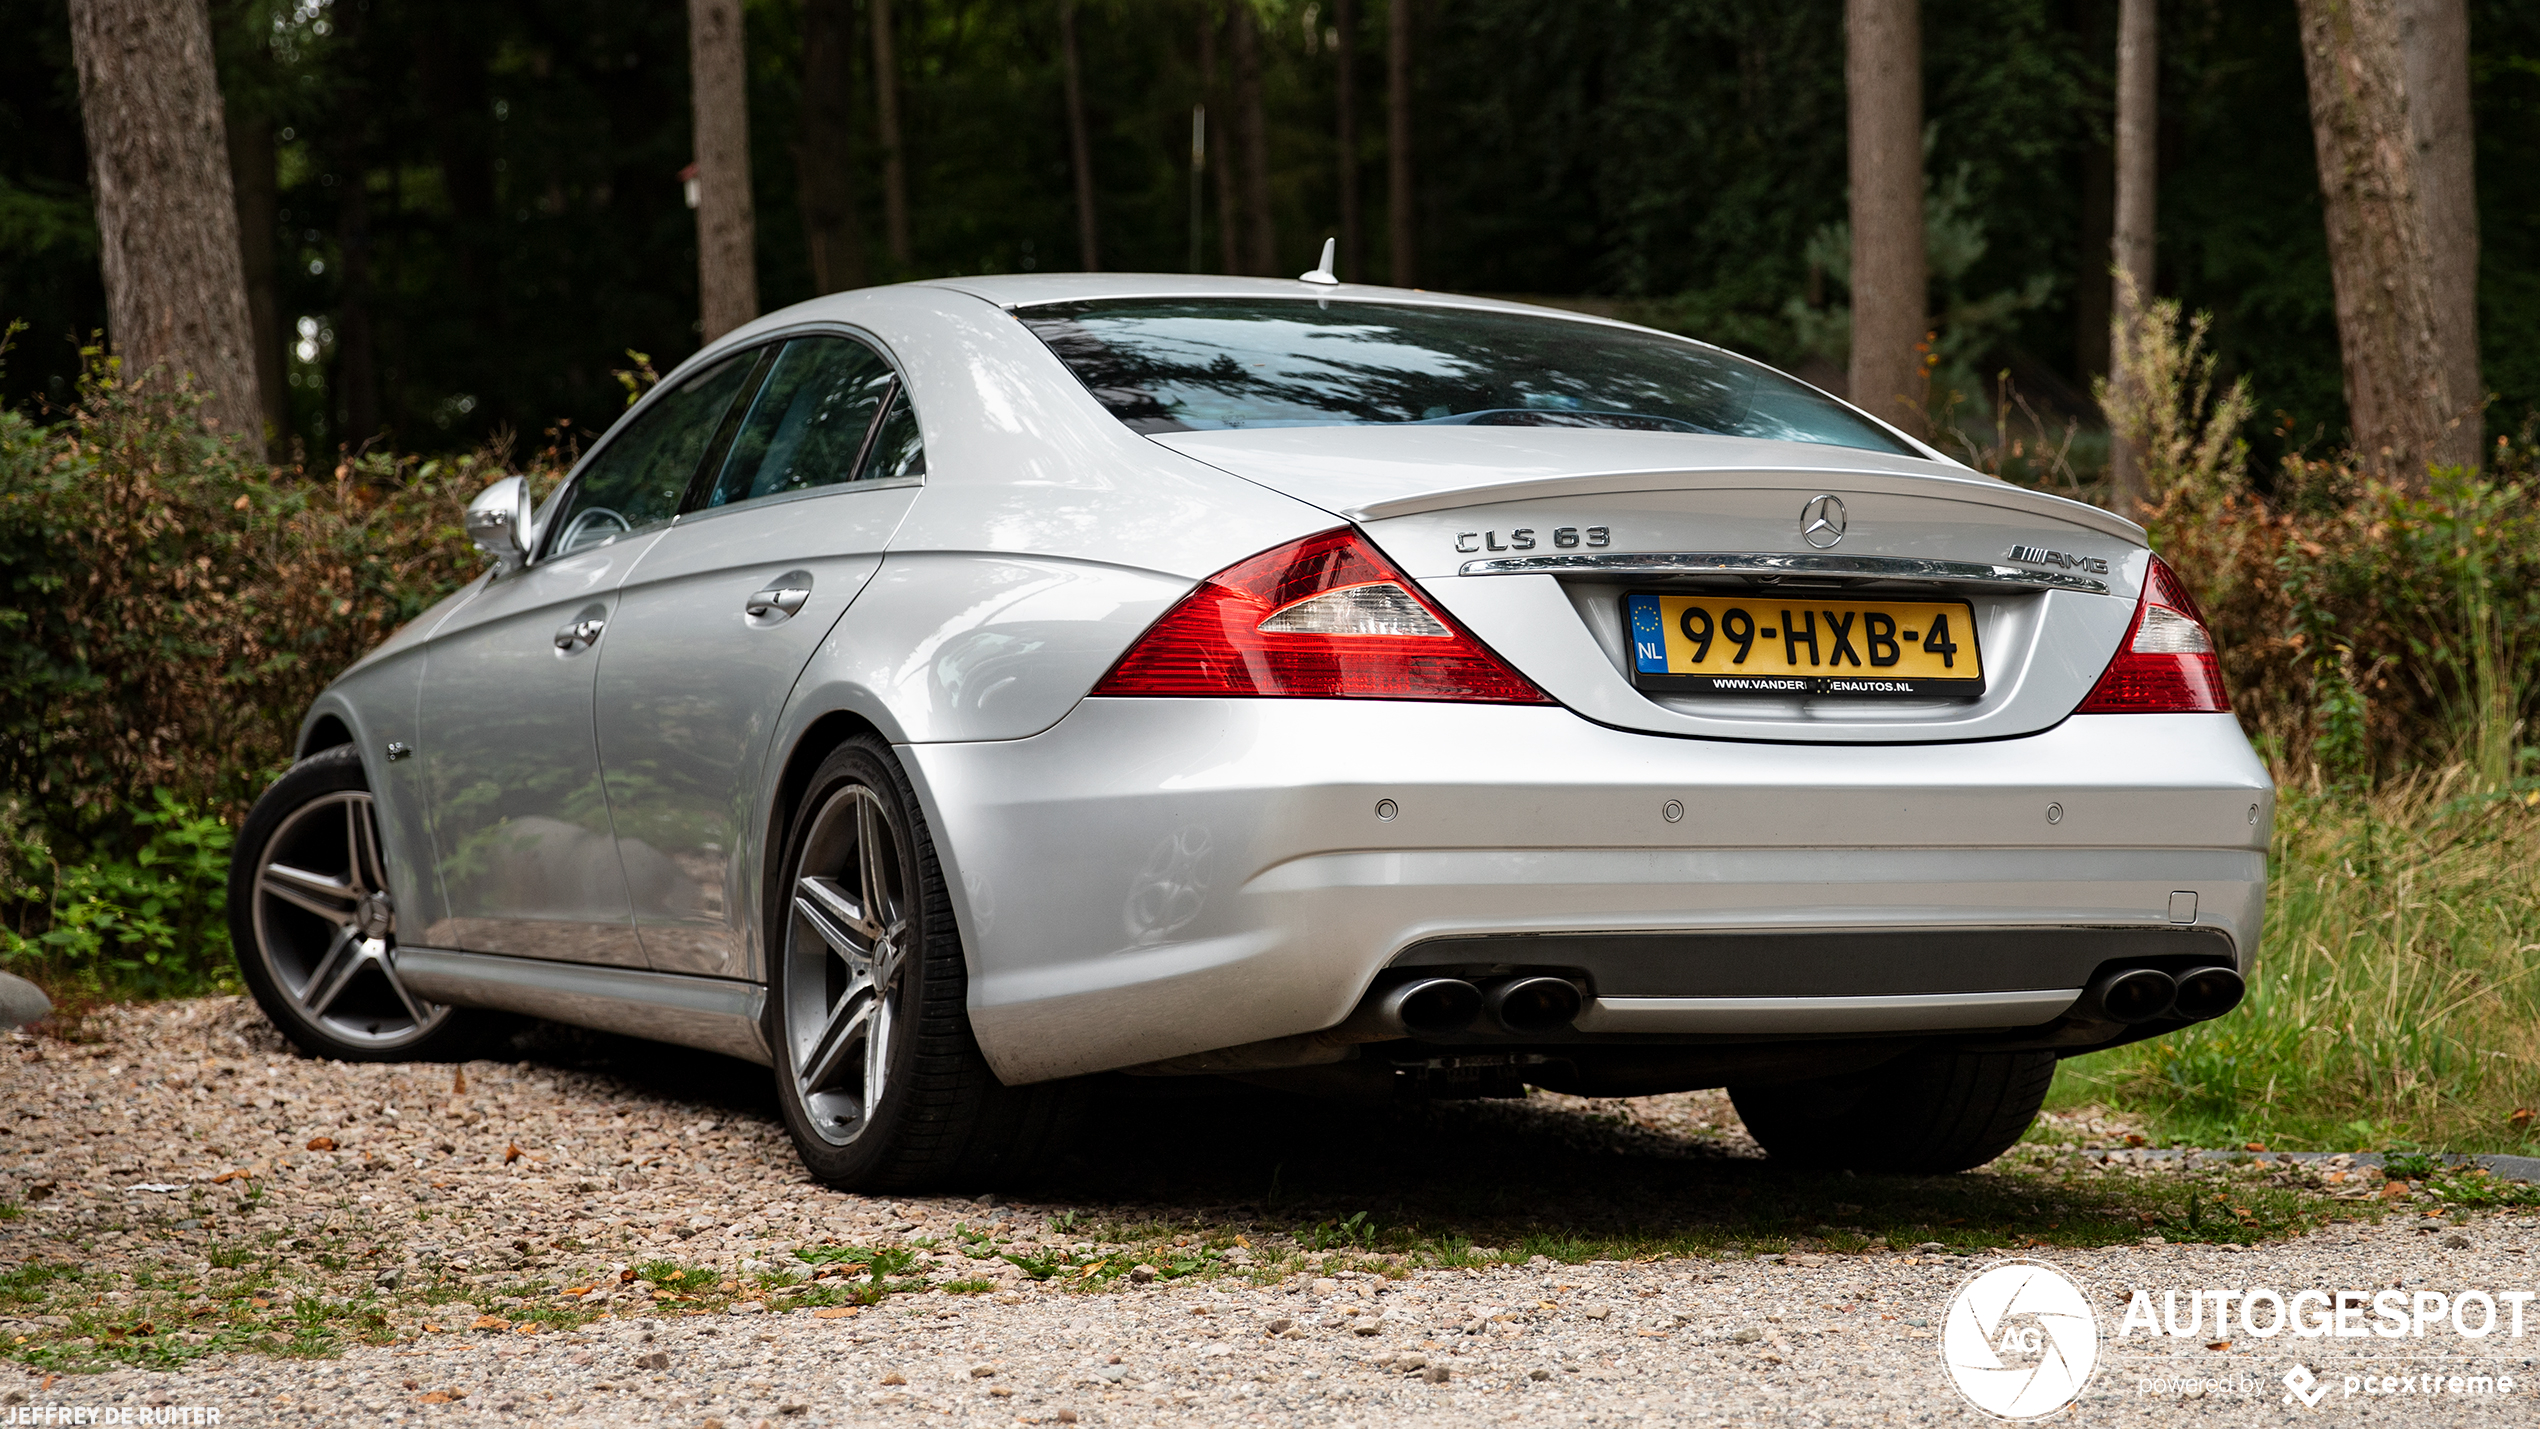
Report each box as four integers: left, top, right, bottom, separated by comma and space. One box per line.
1487, 975, 1584, 1034
2085, 964, 2246, 1024
2171, 965, 2246, 1021
1381, 977, 1484, 1037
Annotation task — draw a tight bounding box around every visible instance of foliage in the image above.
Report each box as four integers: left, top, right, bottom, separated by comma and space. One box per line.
0, 789, 235, 1000
0, 348, 555, 999
2097, 274, 2257, 511
2058, 776, 2540, 1154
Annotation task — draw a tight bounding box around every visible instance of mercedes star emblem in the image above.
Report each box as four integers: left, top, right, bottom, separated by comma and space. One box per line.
1801, 494, 1847, 549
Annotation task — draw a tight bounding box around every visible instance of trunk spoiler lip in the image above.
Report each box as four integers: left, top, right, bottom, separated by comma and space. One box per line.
1456, 550, 2111, 596
1146, 430, 2147, 544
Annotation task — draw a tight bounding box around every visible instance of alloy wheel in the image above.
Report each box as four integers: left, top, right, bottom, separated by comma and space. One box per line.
784, 782, 910, 1147
249, 791, 446, 1048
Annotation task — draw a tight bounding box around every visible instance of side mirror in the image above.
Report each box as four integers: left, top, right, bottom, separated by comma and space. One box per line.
465, 475, 534, 576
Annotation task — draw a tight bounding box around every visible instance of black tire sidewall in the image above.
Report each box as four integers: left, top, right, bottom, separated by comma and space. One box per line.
227, 744, 475, 1062
764, 736, 945, 1186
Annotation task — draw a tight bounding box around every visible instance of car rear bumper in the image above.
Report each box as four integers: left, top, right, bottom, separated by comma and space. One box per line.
900, 700, 2273, 1084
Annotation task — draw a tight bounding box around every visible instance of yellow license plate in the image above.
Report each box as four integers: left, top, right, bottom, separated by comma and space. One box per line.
1625, 592, 1984, 698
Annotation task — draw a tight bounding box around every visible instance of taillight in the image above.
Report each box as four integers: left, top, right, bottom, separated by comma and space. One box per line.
2074, 555, 2230, 713
1093, 527, 1549, 703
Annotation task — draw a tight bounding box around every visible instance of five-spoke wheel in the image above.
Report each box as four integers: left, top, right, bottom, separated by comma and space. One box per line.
783, 783, 910, 1146
229, 745, 480, 1061
764, 735, 1079, 1189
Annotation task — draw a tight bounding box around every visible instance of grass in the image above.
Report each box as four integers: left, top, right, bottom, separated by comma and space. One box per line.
2055, 771, 2540, 1153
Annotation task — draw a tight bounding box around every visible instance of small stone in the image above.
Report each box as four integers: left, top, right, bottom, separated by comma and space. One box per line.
1422, 1365, 1451, 1384
1914, 1242, 1947, 1254
1311, 1278, 1340, 1296
1350, 1321, 1381, 1336
879, 1372, 907, 1386
633, 1351, 669, 1370
778, 1404, 807, 1417
1055, 1412, 1079, 1424
969, 1364, 996, 1379
1584, 1306, 1611, 1321
1128, 1264, 1158, 1284
374, 1268, 402, 1290
2443, 1232, 2471, 1249
1527, 1368, 1552, 1381
1393, 1353, 1426, 1371
1264, 1318, 1295, 1336
1731, 1327, 1762, 1344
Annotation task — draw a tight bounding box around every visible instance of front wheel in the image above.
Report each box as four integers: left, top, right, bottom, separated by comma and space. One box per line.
1728, 1049, 2055, 1174
765, 735, 1076, 1189
228, 744, 487, 1061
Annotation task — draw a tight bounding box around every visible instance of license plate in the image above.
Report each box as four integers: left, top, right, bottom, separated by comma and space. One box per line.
1625, 592, 1984, 698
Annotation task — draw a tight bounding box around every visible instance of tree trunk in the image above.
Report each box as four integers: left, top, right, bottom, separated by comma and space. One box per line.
65, 0, 264, 457
871, 0, 912, 267
224, 99, 284, 447
1844, 0, 1925, 439
1336, 0, 1361, 281
1060, 0, 1099, 271
2298, 0, 2455, 485
1387, 0, 1414, 286
1229, 4, 1275, 275
1203, 17, 1238, 273
2399, 0, 2481, 468
330, 0, 378, 448
797, 0, 867, 294
2107, 0, 2157, 514
688, 0, 759, 344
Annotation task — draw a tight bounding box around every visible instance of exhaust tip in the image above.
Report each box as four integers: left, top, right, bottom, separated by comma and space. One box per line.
2089, 966, 2177, 1023
1487, 976, 1583, 1034
1385, 978, 1483, 1037
2171, 966, 2246, 1021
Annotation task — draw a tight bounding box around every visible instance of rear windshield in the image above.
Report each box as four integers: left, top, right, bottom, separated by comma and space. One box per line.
1018, 298, 1916, 457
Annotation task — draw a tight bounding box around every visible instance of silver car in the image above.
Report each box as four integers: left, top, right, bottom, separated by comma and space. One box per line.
226, 274, 2272, 1185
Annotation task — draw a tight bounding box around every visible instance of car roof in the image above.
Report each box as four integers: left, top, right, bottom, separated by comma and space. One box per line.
915, 272, 1652, 328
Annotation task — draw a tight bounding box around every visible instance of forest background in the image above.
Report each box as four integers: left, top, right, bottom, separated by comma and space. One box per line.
4, 0, 2540, 1154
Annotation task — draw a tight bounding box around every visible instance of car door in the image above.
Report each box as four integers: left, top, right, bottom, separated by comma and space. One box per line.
415, 351, 758, 965
597, 333, 926, 977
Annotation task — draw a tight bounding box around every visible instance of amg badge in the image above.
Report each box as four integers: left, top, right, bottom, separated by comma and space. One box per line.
2006, 543, 2109, 575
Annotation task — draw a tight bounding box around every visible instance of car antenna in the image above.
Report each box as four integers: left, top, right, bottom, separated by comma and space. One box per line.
1297, 237, 1339, 287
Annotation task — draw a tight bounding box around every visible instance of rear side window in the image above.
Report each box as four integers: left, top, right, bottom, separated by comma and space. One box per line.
861, 388, 926, 482
549, 353, 754, 556
703, 335, 898, 509
1018, 298, 1916, 458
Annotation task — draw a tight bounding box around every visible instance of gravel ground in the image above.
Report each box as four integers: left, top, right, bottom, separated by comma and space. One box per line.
6, 998, 2538, 1426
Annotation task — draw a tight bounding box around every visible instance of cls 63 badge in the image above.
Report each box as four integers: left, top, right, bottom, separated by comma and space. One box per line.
1455, 526, 1608, 553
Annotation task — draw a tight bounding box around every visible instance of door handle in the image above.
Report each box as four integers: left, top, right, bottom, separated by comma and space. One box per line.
745, 570, 816, 624
553, 615, 607, 653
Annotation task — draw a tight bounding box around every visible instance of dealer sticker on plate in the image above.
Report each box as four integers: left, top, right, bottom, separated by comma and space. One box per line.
1625, 592, 1985, 699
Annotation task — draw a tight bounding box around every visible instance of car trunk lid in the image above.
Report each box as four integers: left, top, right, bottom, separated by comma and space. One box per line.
1150, 426, 2149, 743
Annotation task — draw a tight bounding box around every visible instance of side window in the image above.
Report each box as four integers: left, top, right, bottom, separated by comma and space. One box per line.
548, 353, 755, 556
862, 386, 926, 482
704, 336, 897, 509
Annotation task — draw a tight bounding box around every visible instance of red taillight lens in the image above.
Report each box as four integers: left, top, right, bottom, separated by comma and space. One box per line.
2074, 555, 2230, 713
1093, 527, 1550, 703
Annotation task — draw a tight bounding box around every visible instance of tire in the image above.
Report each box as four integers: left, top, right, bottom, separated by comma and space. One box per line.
764, 734, 1078, 1190
1728, 1049, 2056, 1175
228, 744, 488, 1062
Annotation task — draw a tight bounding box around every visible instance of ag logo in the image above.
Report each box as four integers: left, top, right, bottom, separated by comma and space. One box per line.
1941, 1259, 2099, 1419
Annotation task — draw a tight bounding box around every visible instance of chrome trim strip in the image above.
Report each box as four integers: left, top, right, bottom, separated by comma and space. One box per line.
394, 946, 771, 1066
1455, 550, 2109, 594
1571, 989, 2081, 1035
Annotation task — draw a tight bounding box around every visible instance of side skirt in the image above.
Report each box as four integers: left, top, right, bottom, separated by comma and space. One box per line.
395, 946, 772, 1067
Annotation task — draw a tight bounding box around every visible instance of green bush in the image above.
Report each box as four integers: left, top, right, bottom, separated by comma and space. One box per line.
0, 344, 558, 1000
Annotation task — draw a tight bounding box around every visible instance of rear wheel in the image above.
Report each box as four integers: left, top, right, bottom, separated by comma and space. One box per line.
229, 744, 486, 1061
765, 735, 1076, 1189
1728, 1049, 2055, 1174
